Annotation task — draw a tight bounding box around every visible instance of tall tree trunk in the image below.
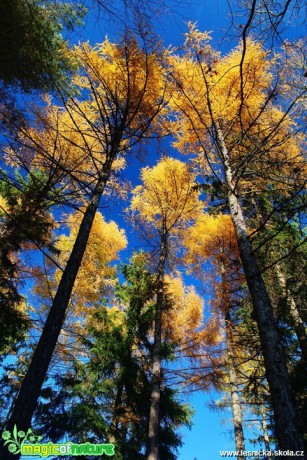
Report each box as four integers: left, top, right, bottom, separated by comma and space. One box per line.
1, 170, 111, 460
275, 264, 307, 363
147, 229, 167, 460
216, 128, 304, 450
225, 313, 246, 460
260, 404, 270, 452
109, 383, 124, 444
250, 195, 307, 363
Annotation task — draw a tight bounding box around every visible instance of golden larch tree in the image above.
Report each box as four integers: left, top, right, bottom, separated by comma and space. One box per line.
167, 25, 305, 449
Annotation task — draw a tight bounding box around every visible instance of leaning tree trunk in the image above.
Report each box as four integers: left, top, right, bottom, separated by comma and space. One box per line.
147, 228, 168, 460
217, 128, 304, 450
225, 313, 246, 460
1, 169, 111, 460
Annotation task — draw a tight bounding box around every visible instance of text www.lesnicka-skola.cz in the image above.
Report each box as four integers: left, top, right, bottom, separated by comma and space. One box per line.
220, 450, 305, 457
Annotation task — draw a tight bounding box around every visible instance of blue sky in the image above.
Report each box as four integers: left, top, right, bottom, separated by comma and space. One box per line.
178, 392, 261, 460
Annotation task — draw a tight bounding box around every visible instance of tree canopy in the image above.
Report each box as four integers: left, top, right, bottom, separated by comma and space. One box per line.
0, 2, 306, 459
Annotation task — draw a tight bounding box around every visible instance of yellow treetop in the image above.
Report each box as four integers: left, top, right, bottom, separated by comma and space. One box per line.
169, 29, 272, 151
167, 26, 306, 193
130, 156, 202, 233
74, 38, 166, 130
7, 36, 166, 200
15, 97, 126, 193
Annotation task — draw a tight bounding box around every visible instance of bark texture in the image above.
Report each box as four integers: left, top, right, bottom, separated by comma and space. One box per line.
261, 404, 270, 452
275, 264, 307, 363
147, 229, 167, 460
217, 128, 304, 450
1, 172, 110, 460
225, 314, 246, 460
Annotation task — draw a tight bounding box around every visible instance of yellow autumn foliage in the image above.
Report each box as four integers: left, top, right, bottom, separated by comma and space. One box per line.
0, 195, 9, 215
161, 274, 222, 361
74, 38, 165, 129
17, 98, 126, 191
168, 25, 306, 191
57, 211, 127, 311
163, 274, 203, 343
130, 156, 202, 230
184, 213, 238, 269
169, 30, 272, 153
6, 37, 166, 199
35, 210, 127, 321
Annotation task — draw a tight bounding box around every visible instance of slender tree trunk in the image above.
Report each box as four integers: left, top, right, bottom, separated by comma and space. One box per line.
109, 383, 124, 444
225, 314, 246, 460
275, 264, 307, 363
250, 195, 307, 363
1, 170, 111, 460
216, 128, 304, 450
147, 229, 167, 460
260, 404, 270, 452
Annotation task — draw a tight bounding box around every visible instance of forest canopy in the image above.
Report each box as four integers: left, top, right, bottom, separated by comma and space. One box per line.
0, 1, 306, 459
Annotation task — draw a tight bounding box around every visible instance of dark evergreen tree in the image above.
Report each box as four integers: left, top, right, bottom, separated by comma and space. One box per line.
34, 255, 193, 459
0, 170, 57, 354
0, 0, 85, 93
